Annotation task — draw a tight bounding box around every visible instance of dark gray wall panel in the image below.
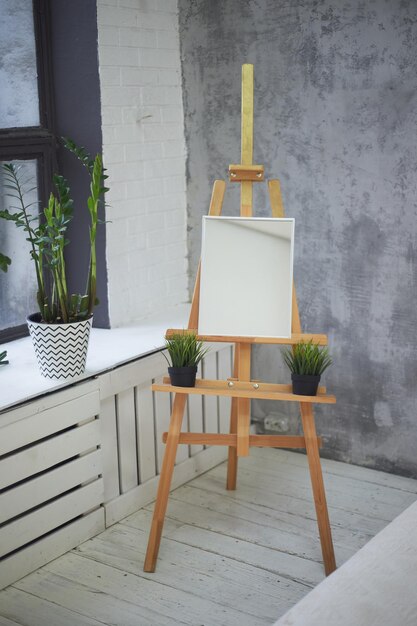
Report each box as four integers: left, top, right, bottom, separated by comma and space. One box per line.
179, 0, 417, 475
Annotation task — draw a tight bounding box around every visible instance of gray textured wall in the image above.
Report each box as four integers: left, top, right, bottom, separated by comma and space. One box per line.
179, 0, 417, 476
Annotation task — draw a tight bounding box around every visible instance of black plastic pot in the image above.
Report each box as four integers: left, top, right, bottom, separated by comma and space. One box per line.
291, 373, 321, 396
168, 366, 198, 387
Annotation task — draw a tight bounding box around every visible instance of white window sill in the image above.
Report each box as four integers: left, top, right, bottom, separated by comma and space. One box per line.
0, 303, 190, 413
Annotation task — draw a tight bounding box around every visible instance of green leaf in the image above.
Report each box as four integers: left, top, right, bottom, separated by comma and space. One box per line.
0, 253, 12, 272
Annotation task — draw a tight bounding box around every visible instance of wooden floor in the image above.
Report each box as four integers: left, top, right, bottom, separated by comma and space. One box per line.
1, 448, 417, 626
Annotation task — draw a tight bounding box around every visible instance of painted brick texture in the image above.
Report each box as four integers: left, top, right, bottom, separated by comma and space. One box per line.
97, 0, 188, 325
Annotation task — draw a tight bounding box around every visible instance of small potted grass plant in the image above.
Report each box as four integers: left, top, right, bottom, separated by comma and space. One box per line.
282, 341, 332, 396
163, 331, 209, 387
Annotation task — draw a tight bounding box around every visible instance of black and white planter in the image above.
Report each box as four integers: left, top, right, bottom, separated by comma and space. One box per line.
27, 313, 93, 380
291, 373, 321, 396
168, 366, 197, 387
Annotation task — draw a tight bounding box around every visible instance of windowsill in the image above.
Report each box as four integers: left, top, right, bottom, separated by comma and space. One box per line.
0, 303, 190, 414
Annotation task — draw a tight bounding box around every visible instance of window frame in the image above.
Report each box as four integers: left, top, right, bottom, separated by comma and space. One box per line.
0, 0, 57, 342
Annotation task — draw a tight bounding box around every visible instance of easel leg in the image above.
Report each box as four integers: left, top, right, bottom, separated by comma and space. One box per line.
300, 402, 336, 576
226, 344, 240, 490
226, 397, 238, 490
144, 393, 187, 572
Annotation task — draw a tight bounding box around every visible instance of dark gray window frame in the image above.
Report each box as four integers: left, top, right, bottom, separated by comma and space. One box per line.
0, 0, 109, 342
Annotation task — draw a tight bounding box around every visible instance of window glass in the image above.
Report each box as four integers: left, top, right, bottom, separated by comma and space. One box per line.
0, 160, 39, 330
0, 0, 40, 128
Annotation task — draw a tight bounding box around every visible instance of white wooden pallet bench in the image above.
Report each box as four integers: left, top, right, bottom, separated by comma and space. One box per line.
0, 312, 233, 590
274, 499, 417, 626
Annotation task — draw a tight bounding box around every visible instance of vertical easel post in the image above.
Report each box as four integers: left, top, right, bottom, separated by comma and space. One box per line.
227, 64, 254, 487
240, 64, 254, 216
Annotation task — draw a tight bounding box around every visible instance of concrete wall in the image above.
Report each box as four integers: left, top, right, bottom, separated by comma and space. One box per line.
179, 0, 417, 476
97, 0, 188, 326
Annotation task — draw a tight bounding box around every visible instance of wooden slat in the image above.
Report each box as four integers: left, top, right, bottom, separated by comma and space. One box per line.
144, 394, 188, 572
166, 329, 328, 345
187, 362, 204, 456
99, 352, 165, 400
237, 343, 251, 457
152, 381, 336, 404
154, 377, 172, 474
99, 396, 120, 503
0, 509, 104, 590
217, 347, 233, 432
0, 479, 103, 557
300, 402, 336, 575
0, 420, 100, 490
268, 179, 285, 218
162, 433, 322, 448
162, 377, 327, 395
0, 391, 99, 456
227, 344, 239, 490
0, 380, 98, 429
116, 388, 138, 493
0, 450, 102, 524
202, 352, 218, 433
229, 164, 264, 182
136, 385, 157, 484
240, 63, 254, 216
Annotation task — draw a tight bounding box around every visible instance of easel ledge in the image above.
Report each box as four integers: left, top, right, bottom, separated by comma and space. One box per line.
165, 328, 328, 345
152, 377, 336, 404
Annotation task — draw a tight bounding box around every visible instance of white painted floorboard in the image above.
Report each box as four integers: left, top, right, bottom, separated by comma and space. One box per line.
1, 449, 416, 626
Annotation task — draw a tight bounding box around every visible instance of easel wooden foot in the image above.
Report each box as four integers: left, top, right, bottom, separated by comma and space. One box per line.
143, 394, 187, 572
300, 402, 336, 575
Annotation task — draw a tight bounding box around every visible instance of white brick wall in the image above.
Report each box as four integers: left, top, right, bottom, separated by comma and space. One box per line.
97, 0, 188, 326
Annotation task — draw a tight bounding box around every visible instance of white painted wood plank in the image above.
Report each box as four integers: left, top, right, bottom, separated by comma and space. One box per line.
99, 351, 165, 400
202, 351, 218, 433
0, 509, 104, 590
116, 389, 138, 493
135, 385, 156, 484
0, 420, 101, 490
38, 552, 266, 626
104, 446, 228, 527
253, 447, 417, 493
76, 521, 307, 622
226, 457, 416, 521
192, 471, 390, 536
0, 617, 21, 626
99, 395, 120, 503
0, 479, 104, 557
0, 450, 102, 524
170, 483, 371, 556
0, 380, 99, 429
0, 587, 106, 626
187, 362, 204, 455
155, 494, 353, 564
275, 501, 417, 626
166, 523, 323, 588
154, 377, 172, 474
0, 392, 99, 457
217, 346, 233, 432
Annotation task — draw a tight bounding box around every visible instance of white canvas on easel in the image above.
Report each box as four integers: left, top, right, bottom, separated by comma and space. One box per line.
198, 216, 295, 338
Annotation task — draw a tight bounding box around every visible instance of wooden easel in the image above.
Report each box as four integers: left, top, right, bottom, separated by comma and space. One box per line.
144, 64, 337, 576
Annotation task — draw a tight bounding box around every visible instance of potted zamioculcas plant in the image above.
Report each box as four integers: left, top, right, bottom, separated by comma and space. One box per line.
282, 341, 332, 396
163, 331, 209, 387
0, 139, 108, 379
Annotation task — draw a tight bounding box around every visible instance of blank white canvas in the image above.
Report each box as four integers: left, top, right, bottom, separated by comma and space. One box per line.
198, 217, 294, 338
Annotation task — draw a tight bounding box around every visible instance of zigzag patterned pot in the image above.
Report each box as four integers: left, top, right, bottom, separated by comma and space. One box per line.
27, 313, 93, 379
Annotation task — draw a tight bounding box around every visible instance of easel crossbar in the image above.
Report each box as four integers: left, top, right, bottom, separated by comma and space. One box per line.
162, 432, 323, 448
165, 329, 328, 345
